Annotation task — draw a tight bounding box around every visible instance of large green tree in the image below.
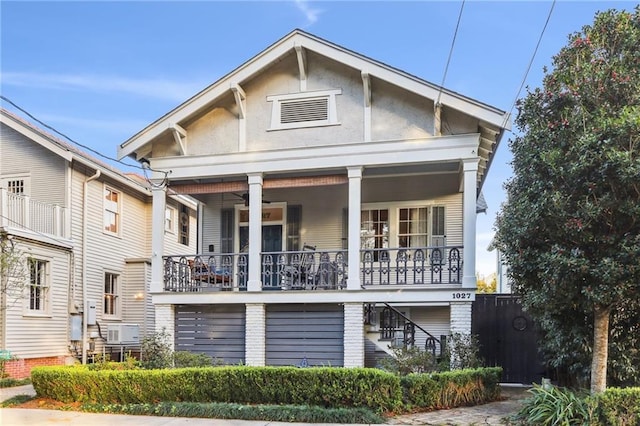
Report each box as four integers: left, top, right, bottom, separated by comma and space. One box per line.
495, 7, 640, 394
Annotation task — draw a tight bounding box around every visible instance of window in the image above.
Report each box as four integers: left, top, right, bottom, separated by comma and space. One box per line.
104, 273, 119, 317
165, 206, 176, 233
398, 207, 428, 248
28, 258, 49, 313
179, 205, 189, 246
431, 206, 446, 247
1, 175, 30, 196
103, 187, 120, 234
361, 209, 389, 257
220, 208, 234, 253
267, 89, 341, 130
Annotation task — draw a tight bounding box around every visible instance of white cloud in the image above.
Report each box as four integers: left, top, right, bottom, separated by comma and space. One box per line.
1, 71, 206, 102
294, 0, 322, 26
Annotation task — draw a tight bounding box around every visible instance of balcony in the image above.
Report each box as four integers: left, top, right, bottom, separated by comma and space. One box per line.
0, 188, 67, 239
163, 245, 462, 292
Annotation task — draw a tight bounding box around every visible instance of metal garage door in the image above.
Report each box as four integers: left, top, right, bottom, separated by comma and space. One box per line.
175, 304, 245, 365
266, 304, 344, 367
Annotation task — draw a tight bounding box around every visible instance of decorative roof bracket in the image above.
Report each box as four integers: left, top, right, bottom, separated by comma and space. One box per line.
231, 83, 246, 119
361, 71, 371, 107
294, 43, 307, 91
169, 123, 187, 155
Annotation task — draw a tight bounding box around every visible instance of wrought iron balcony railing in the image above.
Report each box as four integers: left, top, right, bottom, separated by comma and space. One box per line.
163, 245, 462, 292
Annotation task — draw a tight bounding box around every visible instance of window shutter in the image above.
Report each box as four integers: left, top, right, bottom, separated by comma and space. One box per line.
286, 205, 301, 251
220, 208, 234, 253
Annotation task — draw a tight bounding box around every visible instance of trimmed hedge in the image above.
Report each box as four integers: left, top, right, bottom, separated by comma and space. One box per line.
31, 366, 403, 412
595, 387, 640, 426
81, 401, 385, 424
401, 367, 502, 409
31, 365, 502, 414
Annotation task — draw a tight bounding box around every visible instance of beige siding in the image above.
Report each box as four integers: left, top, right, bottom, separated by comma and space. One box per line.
71, 169, 148, 326
411, 306, 451, 351
122, 260, 149, 335
1, 123, 67, 205
4, 240, 71, 358
197, 182, 462, 254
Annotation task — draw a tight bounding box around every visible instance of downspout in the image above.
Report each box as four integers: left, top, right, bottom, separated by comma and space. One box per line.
82, 169, 100, 364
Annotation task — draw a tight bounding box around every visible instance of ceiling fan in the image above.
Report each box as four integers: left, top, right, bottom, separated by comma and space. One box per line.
232, 192, 272, 207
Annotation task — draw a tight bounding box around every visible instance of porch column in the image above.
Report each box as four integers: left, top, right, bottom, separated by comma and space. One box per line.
347, 167, 362, 290
245, 303, 266, 366
247, 173, 263, 292
343, 302, 364, 367
151, 186, 167, 293
155, 304, 175, 352
462, 159, 478, 289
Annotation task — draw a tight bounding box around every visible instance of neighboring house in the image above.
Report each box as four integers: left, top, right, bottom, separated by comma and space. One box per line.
495, 248, 513, 294
118, 29, 511, 368
0, 108, 198, 378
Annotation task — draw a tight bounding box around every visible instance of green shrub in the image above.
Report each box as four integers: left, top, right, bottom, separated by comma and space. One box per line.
441, 333, 484, 370
139, 329, 173, 369
513, 384, 595, 425
378, 346, 438, 375
0, 377, 31, 388
173, 351, 216, 368
31, 365, 503, 415
80, 401, 384, 423
595, 387, 640, 426
401, 367, 501, 409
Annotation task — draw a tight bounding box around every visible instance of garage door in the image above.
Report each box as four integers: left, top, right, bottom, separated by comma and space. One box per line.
175, 304, 245, 365
266, 304, 344, 367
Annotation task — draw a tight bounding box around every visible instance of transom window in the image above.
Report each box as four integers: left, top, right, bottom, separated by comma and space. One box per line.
28, 258, 49, 312
103, 187, 121, 234
104, 273, 119, 317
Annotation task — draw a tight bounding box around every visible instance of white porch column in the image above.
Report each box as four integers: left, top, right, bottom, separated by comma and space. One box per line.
247, 173, 263, 292
151, 186, 167, 293
462, 159, 479, 289
343, 303, 364, 367
245, 303, 266, 366
155, 304, 175, 351
347, 167, 362, 290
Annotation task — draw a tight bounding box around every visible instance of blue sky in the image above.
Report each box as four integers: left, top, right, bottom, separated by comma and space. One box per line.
1, 1, 634, 277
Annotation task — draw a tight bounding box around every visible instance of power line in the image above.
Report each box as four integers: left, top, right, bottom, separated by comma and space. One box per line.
503, 0, 557, 129
0, 95, 170, 186
436, 0, 466, 107
0, 213, 74, 248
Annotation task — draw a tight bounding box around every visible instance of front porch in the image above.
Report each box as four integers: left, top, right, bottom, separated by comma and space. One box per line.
163, 245, 463, 292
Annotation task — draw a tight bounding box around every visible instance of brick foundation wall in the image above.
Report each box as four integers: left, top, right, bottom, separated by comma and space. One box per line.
2, 356, 70, 379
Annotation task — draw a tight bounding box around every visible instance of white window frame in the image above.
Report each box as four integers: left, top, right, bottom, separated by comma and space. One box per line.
25, 257, 51, 316
165, 206, 176, 234
103, 185, 121, 236
267, 89, 341, 131
103, 272, 120, 318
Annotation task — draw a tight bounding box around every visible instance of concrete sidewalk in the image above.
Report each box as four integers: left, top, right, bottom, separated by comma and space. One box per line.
0, 383, 529, 425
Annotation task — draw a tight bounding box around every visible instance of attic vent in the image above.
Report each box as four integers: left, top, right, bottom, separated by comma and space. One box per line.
267, 89, 342, 131
281, 98, 328, 124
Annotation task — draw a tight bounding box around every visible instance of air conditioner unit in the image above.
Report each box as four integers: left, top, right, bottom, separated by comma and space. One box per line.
106, 324, 139, 345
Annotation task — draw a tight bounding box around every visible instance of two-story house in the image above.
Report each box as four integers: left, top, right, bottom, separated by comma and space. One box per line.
0, 108, 198, 378
118, 30, 511, 368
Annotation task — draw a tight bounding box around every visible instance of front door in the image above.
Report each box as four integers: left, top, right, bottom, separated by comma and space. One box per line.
239, 224, 283, 288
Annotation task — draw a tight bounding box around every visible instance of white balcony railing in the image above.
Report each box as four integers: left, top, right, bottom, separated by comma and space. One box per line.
0, 188, 67, 238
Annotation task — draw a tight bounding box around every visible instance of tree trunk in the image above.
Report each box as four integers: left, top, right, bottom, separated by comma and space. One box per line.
590, 305, 611, 394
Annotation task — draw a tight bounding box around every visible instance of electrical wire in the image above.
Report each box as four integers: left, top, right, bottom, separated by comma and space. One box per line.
0, 95, 171, 188
503, 0, 556, 129
0, 213, 75, 248
435, 0, 466, 107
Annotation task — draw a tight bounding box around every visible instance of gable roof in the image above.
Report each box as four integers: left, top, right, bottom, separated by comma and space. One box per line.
118, 29, 511, 161
1, 107, 150, 194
